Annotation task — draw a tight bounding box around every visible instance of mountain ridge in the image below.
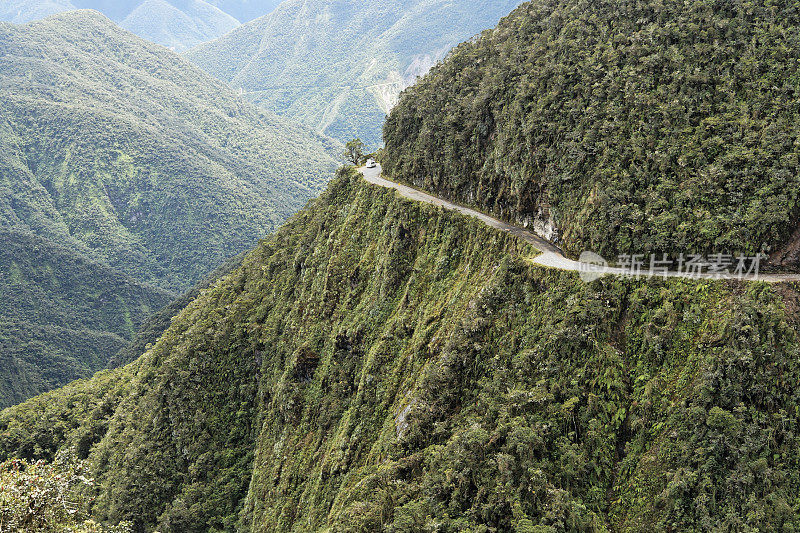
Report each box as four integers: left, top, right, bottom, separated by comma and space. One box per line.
0, 9, 338, 406
186, 0, 526, 146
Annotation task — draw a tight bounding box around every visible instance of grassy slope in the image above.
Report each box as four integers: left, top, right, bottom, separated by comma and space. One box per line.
186, 0, 525, 147
2, 171, 800, 531
0, 11, 338, 406
383, 0, 800, 262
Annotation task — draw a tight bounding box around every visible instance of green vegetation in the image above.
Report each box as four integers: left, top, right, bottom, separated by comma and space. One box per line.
0, 11, 338, 405
1, 452, 131, 532
2, 170, 800, 531
186, 0, 525, 147
107, 252, 245, 369
0, 228, 173, 408
343, 138, 366, 166
1, 11, 337, 292
4, 2, 800, 529
384, 0, 800, 263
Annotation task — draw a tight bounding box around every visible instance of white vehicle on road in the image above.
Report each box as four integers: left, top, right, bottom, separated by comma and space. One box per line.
365, 158, 377, 168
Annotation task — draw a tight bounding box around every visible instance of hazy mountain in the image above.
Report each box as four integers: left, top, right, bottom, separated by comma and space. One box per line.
71, 0, 140, 19
204, 0, 282, 22
0, 0, 274, 50
119, 0, 239, 50
0, 10, 337, 405
0, 0, 74, 23
186, 0, 526, 146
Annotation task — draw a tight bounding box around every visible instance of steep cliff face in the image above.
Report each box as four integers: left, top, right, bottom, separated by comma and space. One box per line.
3, 170, 800, 532
383, 0, 800, 261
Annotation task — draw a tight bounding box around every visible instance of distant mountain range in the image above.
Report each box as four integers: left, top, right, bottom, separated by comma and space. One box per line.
0, 10, 337, 407
0, 0, 282, 49
2, 1, 527, 137
187, 0, 526, 146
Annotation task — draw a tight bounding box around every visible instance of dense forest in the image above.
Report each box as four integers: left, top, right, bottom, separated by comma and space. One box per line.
186, 0, 525, 147
2, 169, 800, 531
383, 0, 800, 263
0, 11, 338, 406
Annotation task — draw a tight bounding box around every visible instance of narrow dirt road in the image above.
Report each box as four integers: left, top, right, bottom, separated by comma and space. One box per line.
361, 165, 800, 283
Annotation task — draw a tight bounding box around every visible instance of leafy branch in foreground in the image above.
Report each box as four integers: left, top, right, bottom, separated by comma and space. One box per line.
0, 451, 130, 532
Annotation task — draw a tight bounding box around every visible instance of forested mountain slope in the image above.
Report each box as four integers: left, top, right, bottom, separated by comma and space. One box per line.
0, 11, 337, 406
0, 229, 173, 409
2, 170, 800, 531
0, 0, 245, 50
384, 0, 800, 263
186, 0, 525, 146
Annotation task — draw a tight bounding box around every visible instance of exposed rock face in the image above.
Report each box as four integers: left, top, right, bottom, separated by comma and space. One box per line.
770, 226, 800, 271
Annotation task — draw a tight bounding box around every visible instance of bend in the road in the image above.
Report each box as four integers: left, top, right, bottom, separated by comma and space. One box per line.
359, 165, 800, 284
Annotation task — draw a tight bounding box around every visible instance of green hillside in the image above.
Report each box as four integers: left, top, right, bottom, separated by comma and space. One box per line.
1, 11, 338, 293
186, 0, 525, 147
3, 170, 800, 531
0, 11, 338, 406
5, 2, 800, 531
384, 0, 800, 263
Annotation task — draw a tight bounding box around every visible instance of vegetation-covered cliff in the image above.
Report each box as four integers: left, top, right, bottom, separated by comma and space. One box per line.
0, 11, 338, 406
3, 169, 800, 531
383, 0, 800, 262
